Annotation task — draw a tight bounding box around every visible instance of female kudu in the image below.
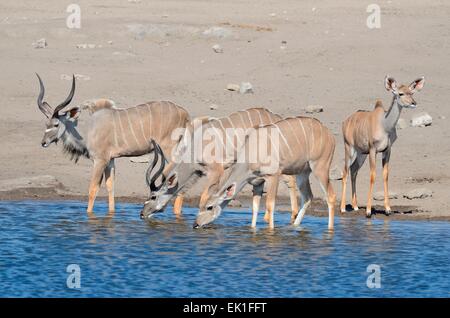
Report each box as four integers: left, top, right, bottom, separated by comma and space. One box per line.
340, 76, 425, 217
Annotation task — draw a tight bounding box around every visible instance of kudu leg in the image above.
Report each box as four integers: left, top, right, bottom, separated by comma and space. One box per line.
382, 149, 391, 215
350, 153, 367, 212
340, 143, 352, 213
251, 183, 264, 228
313, 161, 336, 230
87, 159, 108, 214
366, 149, 377, 218
264, 175, 279, 229
173, 195, 184, 215
293, 171, 313, 226
104, 159, 115, 213
282, 175, 299, 223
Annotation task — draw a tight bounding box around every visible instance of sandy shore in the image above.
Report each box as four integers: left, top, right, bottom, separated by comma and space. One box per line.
0, 0, 449, 220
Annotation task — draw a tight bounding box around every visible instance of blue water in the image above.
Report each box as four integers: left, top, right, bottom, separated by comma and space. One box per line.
0, 200, 449, 297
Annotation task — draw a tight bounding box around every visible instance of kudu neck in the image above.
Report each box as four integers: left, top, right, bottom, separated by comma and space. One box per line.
382, 95, 402, 132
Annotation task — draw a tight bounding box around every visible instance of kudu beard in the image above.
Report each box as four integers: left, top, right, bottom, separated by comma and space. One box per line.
169, 122, 281, 173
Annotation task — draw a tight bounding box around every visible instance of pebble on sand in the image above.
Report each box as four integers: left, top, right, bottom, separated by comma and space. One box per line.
305, 105, 324, 114
32, 38, 47, 49
226, 83, 240, 91
239, 82, 253, 94
212, 44, 223, 53
403, 188, 433, 200
410, 112, 432, 127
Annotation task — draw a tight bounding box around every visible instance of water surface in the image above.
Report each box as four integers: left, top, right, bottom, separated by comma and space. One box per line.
0, 200, 449, 297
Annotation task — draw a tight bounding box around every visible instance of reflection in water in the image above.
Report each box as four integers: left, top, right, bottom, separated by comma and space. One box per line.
0, 200, 449, 297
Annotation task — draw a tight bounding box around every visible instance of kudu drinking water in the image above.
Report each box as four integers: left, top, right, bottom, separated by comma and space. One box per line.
140, 108, 299, 224
194, 116, 336, 230
340, 76, 425, 217
36, 74, 190, 214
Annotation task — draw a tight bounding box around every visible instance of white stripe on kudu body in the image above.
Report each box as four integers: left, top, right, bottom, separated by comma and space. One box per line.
35, 73, 190, 216
195, 116, 336, 231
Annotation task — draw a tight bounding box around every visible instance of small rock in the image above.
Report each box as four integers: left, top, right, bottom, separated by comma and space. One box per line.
396, 118, 408, 129
228, 199, 242, 208
403, 188, 432, 200
438, 115, 446, 120
269, 13, 277, 17
209, 104, 219, 110
107, 40, 113, 45
32, 38, 47, 49
226, 83, 240, 91
239, 82, 253, 94
305, 105, 324, 114
373, 191, 398, 201
212, 44, 223, 53
130, 155, 151, 163
410, 112, 432, 127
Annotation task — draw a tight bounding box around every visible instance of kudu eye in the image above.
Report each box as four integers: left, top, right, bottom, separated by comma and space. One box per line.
206, 206, 213, 211
150, 195, 157, 200
398, 93, 404, 96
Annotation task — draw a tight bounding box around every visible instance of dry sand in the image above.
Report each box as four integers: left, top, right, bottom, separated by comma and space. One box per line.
0, 0, 449, 220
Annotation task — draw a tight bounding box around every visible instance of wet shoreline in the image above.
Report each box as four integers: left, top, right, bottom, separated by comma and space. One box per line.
0, 186, 447, 222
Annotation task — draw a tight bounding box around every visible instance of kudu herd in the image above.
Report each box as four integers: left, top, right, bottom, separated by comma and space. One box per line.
35, 75, 424, 230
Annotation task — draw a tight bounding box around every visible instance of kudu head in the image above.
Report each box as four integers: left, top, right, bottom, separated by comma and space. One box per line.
194, 162, 252, 229
140, 140, 179, 219
385, 75, 425, 109
36, 74, 80, 147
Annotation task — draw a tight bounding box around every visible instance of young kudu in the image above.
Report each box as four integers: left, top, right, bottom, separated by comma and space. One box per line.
340, 76, 425, 217
35, 74, 190, 215
140, 108, 299, 224
194, 116, 336, 230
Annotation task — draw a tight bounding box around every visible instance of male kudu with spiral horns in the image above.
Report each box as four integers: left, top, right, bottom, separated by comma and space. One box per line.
35, 73, 190, 215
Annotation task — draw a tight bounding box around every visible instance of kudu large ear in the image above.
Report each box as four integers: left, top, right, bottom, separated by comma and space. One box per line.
409, 77, 425, 93
35, 73, 53, 118
222, 183, 237, 200
167, 173, 178, 190
384, 75, 398, 93
57, 105, 81, 122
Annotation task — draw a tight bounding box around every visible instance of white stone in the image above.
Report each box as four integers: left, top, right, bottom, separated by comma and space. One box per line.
212, 44, 223, 53
239, 82, 253, 94
305, 105, 324, 114
410, 112, 432, 127
226, 83, 240, 91
32, 38, 47, 49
